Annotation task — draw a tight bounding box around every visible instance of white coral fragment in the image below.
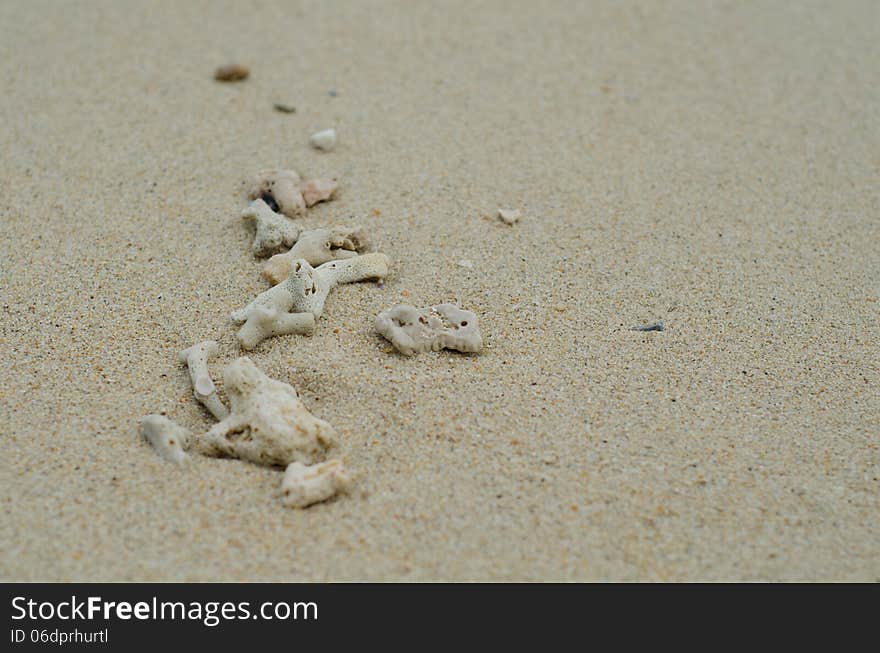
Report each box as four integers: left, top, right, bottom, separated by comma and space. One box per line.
241, 199, 300, 257
232, 253, 390, 332
201, 357, 335, 467
262, 226, 369, 285
178, 340, 229, 420
247, 169, 338, 218
236, 306, 316, 350
309, 128, 337, 151
497, 208, 521, 225
140, 414, 190, 465
375, 303, 483, 356
281, 460, 351, 508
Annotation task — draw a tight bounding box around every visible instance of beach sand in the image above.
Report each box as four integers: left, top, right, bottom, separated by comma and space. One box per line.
0, 0, 877, 581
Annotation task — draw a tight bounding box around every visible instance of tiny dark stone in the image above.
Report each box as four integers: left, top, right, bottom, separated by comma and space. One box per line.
273, 103, 296, 114
631, 321, 664, 332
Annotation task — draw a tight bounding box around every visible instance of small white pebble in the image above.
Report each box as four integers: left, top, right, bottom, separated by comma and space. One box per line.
310, 128, 337, 151
498, 208, 521, 225
457, 259, 474, 269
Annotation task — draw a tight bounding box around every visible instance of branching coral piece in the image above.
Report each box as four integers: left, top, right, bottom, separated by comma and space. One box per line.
236, 306, 316, 350
247, 169, 338, 218
201, 357, 335, 467
261, 226, 369, 285
281, 460, 351, 508
241, 199, 300, 257
178, 340, 229, 420
232, 253, 390, 329
375, 303, 483, 356
140, 415, 191, 465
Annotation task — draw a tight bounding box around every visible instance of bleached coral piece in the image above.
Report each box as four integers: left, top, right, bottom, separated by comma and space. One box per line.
236, 306, 316, 350
299, 177, 339, 207
309, 128, 337, 151
232, 253, 390, 327
248, 169, 307, 218
247, 169, 338, 218
375, 303, 483, 356
201, 357, 335, 467
281, 460, 351, 508
140, 414, 190, 465
178, 340, 229, 420
262, 226, 369, 285
241, 199, 300, 257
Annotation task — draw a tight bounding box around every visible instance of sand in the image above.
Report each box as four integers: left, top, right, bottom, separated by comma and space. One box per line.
0, 0, 877, 582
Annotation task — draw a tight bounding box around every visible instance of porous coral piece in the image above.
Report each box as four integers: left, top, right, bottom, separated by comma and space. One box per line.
262, 226, 369, 285
299, 177, 339, 207
375, 303, 483, 356
247, 169, 306, 218
232, 253, 390, 327
241, 199, 300, 257
236, 306, 316, 350
140, 415, 190, 465
178, 340, 229, 420
281, 460, 351, 508
201, 357, 335, 467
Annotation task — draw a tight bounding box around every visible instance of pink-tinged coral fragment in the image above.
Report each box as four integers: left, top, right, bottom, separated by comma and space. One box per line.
300, 177, 338, 207
281, 459, 351, 508
247, 169, 306, 218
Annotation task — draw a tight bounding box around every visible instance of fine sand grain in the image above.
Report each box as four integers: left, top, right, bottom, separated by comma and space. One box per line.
0, 0, 878, 581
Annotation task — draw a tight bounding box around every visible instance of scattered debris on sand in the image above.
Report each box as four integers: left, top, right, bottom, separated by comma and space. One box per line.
142, 143, 500, 507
